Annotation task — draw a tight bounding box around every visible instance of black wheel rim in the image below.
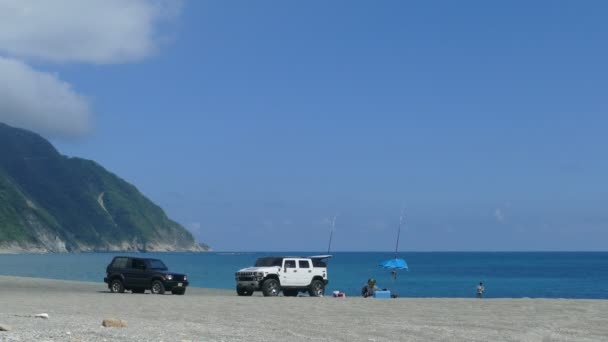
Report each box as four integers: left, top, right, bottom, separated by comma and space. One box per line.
313, 283, 323, 296
268, 282, 278, 295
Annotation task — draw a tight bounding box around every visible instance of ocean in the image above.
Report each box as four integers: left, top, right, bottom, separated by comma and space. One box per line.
0, 252, 606, 299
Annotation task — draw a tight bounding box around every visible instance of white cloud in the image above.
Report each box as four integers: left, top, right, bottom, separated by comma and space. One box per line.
0, 0, 182, 64
0, 57, 91, 137
0, 1, 182, 138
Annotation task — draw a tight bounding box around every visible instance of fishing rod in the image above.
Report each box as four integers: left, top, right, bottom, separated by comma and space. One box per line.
327, 215, 337, 254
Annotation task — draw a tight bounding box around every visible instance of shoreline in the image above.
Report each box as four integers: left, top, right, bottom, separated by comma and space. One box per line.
1, 274, 607, 300
1, 276, 607, 341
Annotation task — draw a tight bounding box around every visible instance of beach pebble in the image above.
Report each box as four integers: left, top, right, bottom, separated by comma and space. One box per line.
0, 324, 12, 331
102, 318, 127, 328
35, 313, 49, 319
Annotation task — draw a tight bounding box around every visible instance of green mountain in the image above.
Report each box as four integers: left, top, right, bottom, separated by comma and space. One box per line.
0, 122, 208, 253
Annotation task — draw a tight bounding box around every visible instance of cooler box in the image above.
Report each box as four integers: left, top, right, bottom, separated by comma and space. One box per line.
373, 290, 391, 298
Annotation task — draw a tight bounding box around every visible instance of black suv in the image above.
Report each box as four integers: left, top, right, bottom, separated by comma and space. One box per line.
104, 256, 189, 295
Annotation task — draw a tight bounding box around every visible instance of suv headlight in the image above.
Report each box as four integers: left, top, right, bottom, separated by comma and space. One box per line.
184, 276, 187, 281
165, 274, 173, 280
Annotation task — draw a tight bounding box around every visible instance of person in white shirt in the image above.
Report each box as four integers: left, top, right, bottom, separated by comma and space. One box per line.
476, 282, 485, 298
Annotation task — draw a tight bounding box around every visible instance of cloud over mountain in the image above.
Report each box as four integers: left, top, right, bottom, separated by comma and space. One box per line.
0, 57, 91, 138
0, 0, 182, 138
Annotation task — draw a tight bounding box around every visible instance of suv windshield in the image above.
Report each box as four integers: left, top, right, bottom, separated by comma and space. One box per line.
254, 257, 283, 267
147, 259, 168, 270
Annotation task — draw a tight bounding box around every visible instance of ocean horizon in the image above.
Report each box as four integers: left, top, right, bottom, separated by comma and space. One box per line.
1, 251, 607, 299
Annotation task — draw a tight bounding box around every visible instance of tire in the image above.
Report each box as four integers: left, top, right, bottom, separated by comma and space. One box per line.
283, 289, 298, 297
261, 279, 280, 297
236, 287, 253, 296
132, 288, 145, 294
172, 288, 186, 295
308, 279, 325, 297
110, 279, 125, 293
151, 280, 165, 295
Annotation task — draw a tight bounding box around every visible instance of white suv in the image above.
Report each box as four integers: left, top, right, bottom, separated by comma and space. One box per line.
235, 255, 331, 297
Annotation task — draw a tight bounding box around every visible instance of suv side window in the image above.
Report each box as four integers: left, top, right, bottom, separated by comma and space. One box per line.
112, 257, 128, 269
131, 259, 146, 270
298, 260, 310, 268
284, 260, 296, 268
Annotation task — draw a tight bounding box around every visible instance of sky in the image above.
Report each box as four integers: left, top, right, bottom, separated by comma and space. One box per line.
1, 0, 607, 251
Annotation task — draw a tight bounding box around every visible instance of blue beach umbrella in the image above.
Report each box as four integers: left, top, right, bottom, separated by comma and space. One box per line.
379, 258, 408, 270
379, 210, 409, 277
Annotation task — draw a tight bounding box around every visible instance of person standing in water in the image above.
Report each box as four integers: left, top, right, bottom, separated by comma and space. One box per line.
476, 282, 485, 298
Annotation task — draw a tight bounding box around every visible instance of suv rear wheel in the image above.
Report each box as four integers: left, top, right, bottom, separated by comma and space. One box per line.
308, 279, 325, 297
262, 279, 280, 297
151, 280, 165, 295
110, 279, 125, 293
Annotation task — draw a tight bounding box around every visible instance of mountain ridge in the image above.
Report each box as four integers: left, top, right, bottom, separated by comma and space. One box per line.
0, 122, 209, 253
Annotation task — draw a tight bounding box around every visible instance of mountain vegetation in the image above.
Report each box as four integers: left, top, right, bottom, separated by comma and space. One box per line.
0, 122, 208, 253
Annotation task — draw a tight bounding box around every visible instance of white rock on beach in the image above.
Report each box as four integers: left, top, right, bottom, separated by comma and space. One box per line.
102, 318, 127, 328
0, 324, 12, 331
34, 313, 49, 319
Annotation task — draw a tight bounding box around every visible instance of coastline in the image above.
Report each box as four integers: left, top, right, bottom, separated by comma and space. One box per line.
0, 244, 211, 254
1, 276, 607, 341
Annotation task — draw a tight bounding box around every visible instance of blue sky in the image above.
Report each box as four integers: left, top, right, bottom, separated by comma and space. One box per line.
2, 1, 607, 251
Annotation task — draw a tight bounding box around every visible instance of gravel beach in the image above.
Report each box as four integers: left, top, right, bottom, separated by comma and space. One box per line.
0, 275, 606, 342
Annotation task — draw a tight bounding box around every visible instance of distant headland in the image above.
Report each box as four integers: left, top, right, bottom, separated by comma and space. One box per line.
0, 122, 209, 253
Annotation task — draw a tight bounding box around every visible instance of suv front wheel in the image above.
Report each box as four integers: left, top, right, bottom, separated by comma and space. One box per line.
110, 279, 125, 293
151, 280, 166, 295
262, 279, 280, 297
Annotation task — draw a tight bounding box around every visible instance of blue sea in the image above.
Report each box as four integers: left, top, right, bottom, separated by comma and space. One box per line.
0, 252, 607, 299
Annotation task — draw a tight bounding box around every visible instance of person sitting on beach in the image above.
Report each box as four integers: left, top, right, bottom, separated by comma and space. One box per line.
476, 282, 485, 298
361, 278, 378, 298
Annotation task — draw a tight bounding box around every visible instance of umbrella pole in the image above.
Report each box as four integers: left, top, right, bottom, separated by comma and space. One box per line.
394, 210, 404, 259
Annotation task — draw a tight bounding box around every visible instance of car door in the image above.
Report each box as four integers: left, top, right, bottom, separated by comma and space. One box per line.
125, 258, 147, 288
296, 259, 313, 286
281, 259, 298, 286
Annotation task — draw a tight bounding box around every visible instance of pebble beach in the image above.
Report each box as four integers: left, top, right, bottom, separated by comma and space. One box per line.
1, 275, 607, 342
